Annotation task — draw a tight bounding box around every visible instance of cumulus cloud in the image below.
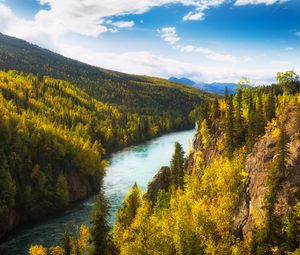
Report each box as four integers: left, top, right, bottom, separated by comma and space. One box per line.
112, 21, 135, 28
235, 0, 289, 6
159, 27, 180, 44
57, 42, 278, 84
183, 11, 204, 21
0, 0, 294, 84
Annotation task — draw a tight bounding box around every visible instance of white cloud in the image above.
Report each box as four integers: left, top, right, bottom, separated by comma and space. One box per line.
235, 0, 289, 6
180, 45, 251, 63
0, 1, 295, 85
159, 27, 180, 44
57, 42, 279, 84
0, 1, 228, 49
183, 11, 204, 21
113, 20, 135, 28
295, 32, 300, 37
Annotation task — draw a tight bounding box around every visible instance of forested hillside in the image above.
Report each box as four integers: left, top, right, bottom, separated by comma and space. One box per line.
0, 67, 206, 238
110, 71, 300, 255
0, 33, 212, 238
0, 33, 208, 115
31, 71, 300, 255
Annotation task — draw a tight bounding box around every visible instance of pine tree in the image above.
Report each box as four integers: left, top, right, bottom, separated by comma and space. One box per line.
276, 125, 289, 177
54, 173, 70, 210
170, 142, 185, 187
90, 192, 112, 255
0, 156, 16, 219
246, 92, 256, 150
225, 96, 235, 159
256, 92, 265, 137
115, 183, 142, 230
62, 229, 72, 255
200, 119, 211, 149
224, 87, 229, 101
265, 87, 276, 122
234, 89, 244, 146
211, 97, 221, 123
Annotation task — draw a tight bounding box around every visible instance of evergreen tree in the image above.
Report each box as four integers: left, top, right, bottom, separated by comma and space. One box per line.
234, 89, 244, 146
246, 92, 256, 150
276, 125, 289, 177
62, 229, 72, 255
265, 87, 276, 122
54, 173, 70, 210
225, 96, 235, 159
200, 119, 211, 149
170, 142, 185, 187
90, 192, 112, 255
211, 97, 221, 123
256, 92, 265, 137
115, 183, 142, 230
0, 157, 16, 219
284, 208, 300, 252
224, 87, 229, 102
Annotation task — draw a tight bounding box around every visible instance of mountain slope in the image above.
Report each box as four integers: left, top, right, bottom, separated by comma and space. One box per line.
194, 82, 237, 95
168, 77, 196, 86
168, 76, 237, 94
0, 33, 209, 116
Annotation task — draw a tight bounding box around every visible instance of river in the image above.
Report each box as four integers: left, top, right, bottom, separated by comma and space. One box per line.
0, 128, 196, 255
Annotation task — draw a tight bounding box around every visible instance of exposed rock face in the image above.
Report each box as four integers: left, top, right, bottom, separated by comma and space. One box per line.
186, 120, 225, 175
232, 105, 300, 239
146, 166, 171, 202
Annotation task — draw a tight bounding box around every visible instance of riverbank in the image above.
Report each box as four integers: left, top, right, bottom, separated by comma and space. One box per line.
0, 128, 196, 255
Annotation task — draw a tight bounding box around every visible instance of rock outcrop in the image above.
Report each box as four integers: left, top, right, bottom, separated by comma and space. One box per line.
232, 105, 300, 239
146, 166, 171, 202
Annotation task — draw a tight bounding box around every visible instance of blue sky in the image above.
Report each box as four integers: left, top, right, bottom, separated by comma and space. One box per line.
0, 0, 299, 84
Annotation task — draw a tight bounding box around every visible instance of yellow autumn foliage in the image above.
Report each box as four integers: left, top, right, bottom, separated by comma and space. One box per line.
29, 245, 47, 255
50, 246, 65, 255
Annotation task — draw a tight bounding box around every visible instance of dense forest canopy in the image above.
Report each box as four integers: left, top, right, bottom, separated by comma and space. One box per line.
0, 33, 213, 238
0, 33, 210, 115
0, 64, 208, 239
29, 71, 300, 255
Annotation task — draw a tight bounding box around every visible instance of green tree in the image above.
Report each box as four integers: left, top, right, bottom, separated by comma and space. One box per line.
211, 97, 221, 123
200, 119, 211, 149
265, 87, 276, 122
62, 229, 72, 255
255, 92, 265, 137
0, 157, 16, 218
170, 142, 185, 187
225, 96, 235, 158
224, 87, 229, 101
90, 192, 112, 255
235, 89, 244, 146
246, 92, 256, 150
115, 183, 142, 230
54, 173, 70, 210
284, 203, 300, 252
276, 70, 299, 94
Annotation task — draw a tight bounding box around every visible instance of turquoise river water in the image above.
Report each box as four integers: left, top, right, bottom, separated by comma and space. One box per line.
0, 128, 196, 254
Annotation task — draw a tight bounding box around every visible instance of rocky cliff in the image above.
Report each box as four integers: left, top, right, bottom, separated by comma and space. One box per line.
232, 105, 300, 239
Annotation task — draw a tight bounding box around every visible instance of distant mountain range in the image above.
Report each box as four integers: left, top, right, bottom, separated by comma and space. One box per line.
169, 77, 237, 95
